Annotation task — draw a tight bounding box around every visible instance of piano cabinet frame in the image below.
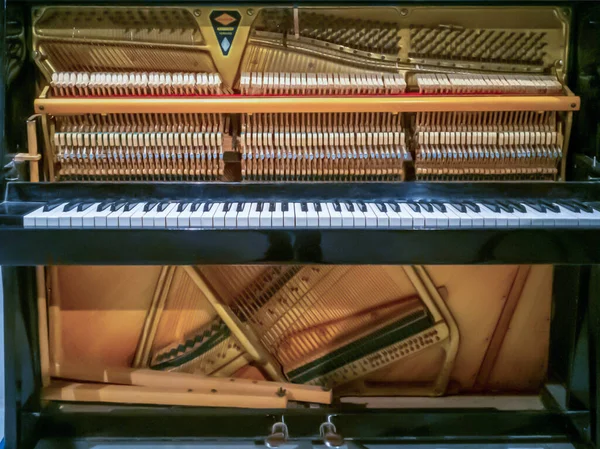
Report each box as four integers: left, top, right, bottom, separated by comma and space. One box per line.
2, 1, 600, 449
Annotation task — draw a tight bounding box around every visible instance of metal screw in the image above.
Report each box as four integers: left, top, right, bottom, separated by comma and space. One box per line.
571, 103, 576, 108
247, 8, 255, 16
39, 106, 45, 111
555, 59, 564, 68
193, 9, 201, 17
400, 8, 409, 16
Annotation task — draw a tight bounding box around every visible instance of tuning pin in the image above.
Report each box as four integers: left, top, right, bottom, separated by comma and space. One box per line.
265, 421, 288, 448
320, 421, 344, 448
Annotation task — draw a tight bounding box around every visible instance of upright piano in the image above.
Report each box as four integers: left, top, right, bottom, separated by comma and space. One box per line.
1, 1, 600, 448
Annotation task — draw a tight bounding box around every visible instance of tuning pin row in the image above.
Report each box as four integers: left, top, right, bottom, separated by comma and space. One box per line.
240, 72, 406, 95
51, 72, 225, 97
415, 73, 563, 95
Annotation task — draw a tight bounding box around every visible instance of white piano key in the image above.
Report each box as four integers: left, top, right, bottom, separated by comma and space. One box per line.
142, 204, 160, 228
92, 205, 116, 228
165, 203, 184, 227
176, 204, 195, 228
370, 204, 389, 227
248, 202, 262, 227
153, 203, 177, 228
398, 203, 424, 228
23, 205, 47, 228
200, 203, 219, 227
237, 203, 252, 227
571, 207, 600, 227
282, 203, 295, 228
522, 204, 553, 227
259, 203, 273, 228
419, 204, 449, 227
45, 203, 69, 228
212, 203, 228, 228
339, 203, 354, 228
225, 202, 239, 227
473, 203, 499, 227
117, 202, 146, 228
272, 203, 284, 227
359, 203, 377, 228
189, 203, 208, 227
294, 203, 308, 227
326, 203, 342, 227
106, 204, 127, 228
440, 205, 461, 228
444, 204, 473, 228
350, 202, 366, 227
462, 206, 485, 227
550, 204, 582, 227
130, 203, 149, 228
306, 203, 319, 227
387, 203, 412, 228
317, 203, 330, 227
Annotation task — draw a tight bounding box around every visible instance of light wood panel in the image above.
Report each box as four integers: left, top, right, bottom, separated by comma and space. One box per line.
56, 266, 162, 367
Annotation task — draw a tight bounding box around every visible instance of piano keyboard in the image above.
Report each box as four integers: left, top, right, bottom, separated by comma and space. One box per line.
23, 199, 600, 229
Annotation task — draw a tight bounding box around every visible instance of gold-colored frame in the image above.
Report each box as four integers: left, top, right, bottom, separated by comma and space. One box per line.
31, 5, 571, 89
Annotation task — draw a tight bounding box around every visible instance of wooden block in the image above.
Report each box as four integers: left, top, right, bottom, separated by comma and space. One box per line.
52, 362, 332, 404
43, 381, 288, 409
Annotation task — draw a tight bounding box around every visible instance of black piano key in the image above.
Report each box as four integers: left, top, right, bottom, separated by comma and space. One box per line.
462, 201, 480, 213
203, 202, 213, 212
505, 201, 526, 214
64, 200, 83, 212
269, 202, 276, 212
281, 202, 289, 212
110, 200, 128, 212
333, 201, 342, 212
236, 202, 245, 212
77, 201, 97, 212
524, 201, 546, 213
223, 202, 232, 212
554, 200, 579, 213
387, 203, 400, 213
344, 201, 355, 212
191, 202, 203, 213
301, 202, 308, 212
376, 203, 387, 213
97, 201, 115, 212
357, 202, 368, 213
405, 201, 421, 213
449, 202, 467, 213
430, 202, 446, 213
495, 200, 514, 213
539, 200, 560, 213
124, 202, 139, 212
177, 202, 190, 212
157, 202, 171, 212
43, 200, 66, 212
481, 202, 501, 213
566, 200, 593, 213
144, 201, 159, 212
417, 202, 433, 213
587, 202, 600, 213
255, 202, 264, 212
314, 202, 322, 212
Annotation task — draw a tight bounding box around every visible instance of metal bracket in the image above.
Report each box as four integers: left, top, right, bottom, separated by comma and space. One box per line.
13, 153, 41, 162
26, 114, 43, 182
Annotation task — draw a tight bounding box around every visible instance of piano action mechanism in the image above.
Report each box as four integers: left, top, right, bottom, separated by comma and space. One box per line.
28, 5, 578, 183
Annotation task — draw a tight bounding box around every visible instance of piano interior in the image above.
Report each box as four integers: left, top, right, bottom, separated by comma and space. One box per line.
11, 2, 585, 415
